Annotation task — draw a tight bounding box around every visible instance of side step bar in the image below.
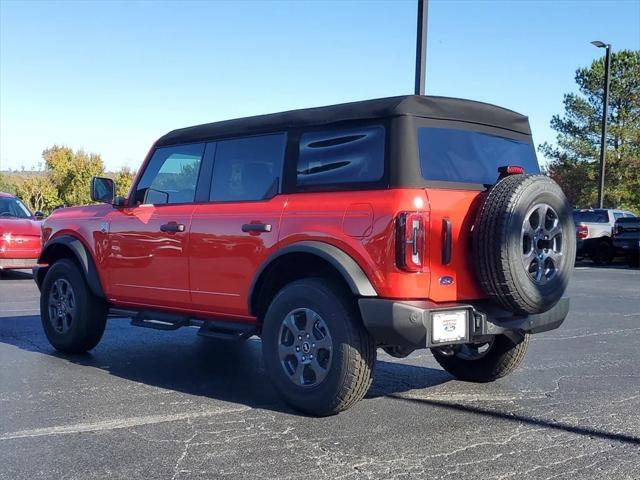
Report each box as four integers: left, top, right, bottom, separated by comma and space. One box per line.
109, 308, 259, 341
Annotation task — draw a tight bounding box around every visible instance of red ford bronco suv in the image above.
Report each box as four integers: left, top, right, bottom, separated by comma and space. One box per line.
34, 96, 575, 416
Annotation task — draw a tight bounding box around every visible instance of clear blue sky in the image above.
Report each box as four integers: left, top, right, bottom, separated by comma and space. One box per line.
1, 0, 639, 171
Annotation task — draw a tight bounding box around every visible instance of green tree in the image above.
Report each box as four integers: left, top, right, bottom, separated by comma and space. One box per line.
43, 146, 105, 206
540, 49, 640, 213
14, 175, 60, 214
0, 172, 16, 194
114, 166, 135, 198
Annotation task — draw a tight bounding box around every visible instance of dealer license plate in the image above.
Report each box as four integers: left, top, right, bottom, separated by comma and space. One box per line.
431, 310, 468, 344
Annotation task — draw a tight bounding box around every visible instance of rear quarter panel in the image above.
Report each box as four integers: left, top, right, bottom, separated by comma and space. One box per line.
279, 189, 431, 299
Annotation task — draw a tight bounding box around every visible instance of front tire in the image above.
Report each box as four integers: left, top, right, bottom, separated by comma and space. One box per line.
262, 278, 376, 416
432, 334, 529, 382
40, 259, 107, 353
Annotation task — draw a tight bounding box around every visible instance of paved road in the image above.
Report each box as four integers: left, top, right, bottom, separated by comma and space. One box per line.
0, 265, 638, 480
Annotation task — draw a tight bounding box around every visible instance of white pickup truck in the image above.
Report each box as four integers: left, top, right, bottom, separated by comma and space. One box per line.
574, 209, 637, 265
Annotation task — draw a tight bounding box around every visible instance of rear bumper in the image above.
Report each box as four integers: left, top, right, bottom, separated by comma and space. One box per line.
613, 238, 639, 252
0, 258, 39, 270
358, 297, 570, 349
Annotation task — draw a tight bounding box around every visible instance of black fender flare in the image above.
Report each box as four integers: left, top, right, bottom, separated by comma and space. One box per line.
248, 241, 377, 314
35, 235, 105, 298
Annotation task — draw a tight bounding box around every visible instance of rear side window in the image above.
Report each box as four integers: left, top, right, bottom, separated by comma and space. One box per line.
573, 210, 609, 223
210, 133, 285, 202
418, 127, 539, 185
136, 143, 205, 204
297, 125, 385, 187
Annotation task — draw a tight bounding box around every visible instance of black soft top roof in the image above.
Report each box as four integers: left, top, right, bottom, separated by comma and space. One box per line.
157, 95, 531, 147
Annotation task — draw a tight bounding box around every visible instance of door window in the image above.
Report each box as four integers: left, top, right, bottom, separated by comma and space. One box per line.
210, 133, 286, 202
135, 143, 205, 204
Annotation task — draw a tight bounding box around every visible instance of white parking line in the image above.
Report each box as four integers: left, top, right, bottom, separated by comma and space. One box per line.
0, 406, 251, 441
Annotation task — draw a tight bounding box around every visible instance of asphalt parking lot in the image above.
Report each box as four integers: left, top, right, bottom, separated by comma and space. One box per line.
0, 264, 638, 480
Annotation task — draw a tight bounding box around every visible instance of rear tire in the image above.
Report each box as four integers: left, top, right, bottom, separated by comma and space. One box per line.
432, 334, 530, 382
591, 239, 614, 266
40, 259, 107, 353
262, 278, 376, 416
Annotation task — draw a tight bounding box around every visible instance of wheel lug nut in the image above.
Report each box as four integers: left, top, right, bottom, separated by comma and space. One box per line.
296, 346, 300, 352
298, 335, 302, 340
310, 354, 313, 359
306, 334, 310, 339
312, 344, 315, 348
301, 355, 306, 361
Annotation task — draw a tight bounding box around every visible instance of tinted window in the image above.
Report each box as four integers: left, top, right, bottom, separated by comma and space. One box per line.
418, 127, 539, 185
210, 133, 285, 202
136, 143, 205, 204
573, 210, 609, 223
613, 212, 624, 220
0, 197, 32, 219
297, 126, 385, 187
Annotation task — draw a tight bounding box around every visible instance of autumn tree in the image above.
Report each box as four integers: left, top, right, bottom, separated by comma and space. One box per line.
114, 166, 135, 198
43, 146, 105, 207
14, 175, 59, 214
0, 173, 16, 195
540, 50, 640, 212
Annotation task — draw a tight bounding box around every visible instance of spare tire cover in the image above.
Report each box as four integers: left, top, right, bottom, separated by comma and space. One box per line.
474, 174, 575, 314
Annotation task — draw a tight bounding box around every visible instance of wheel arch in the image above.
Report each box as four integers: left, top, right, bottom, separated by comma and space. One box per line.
249, 241, 377, 319
35, 235, 105, 298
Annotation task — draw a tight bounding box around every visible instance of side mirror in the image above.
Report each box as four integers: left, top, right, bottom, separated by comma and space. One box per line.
34, 211, 45, 221
90, 177, 115, 204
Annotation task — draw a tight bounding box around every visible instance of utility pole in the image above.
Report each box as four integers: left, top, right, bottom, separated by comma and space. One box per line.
414, 0, 428, 95
591, 40, 612, 208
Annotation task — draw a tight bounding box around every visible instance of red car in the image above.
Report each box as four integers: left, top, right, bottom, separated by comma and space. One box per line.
34, 96, 575, 415
0, 192, 43, 271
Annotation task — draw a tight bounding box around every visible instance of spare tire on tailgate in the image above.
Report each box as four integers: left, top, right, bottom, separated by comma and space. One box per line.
474, 174, 575, 314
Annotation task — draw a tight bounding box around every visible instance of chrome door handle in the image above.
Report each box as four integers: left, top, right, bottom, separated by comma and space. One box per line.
160, 223, 185, 233
242, 223, 272, 233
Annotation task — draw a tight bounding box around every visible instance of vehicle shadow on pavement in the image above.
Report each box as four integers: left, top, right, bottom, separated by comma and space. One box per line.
0, 316, 451, 416
387, 395, 640, 446
0, 270, 33, 280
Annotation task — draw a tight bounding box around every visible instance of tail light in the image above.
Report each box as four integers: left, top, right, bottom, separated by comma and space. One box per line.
396, 212, 426, 272
577, 225, 588, 240
613, 224, 624, 236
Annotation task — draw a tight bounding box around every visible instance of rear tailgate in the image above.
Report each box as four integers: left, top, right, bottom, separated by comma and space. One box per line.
425, 188, 485, 302
416, 126, 540, 303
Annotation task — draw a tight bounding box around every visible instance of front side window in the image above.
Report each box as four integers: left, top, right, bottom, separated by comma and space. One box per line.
418, 127, 539, 185
210, 133, 286, 202
0, 197, 32, 219
136, 143, 205, 205
297, 125, 385, 187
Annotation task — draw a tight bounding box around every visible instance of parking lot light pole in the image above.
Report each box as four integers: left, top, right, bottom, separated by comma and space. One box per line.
591, 40, 612, 209
414, 0, 428, 95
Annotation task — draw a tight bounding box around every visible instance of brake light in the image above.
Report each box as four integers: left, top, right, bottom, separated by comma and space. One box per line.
577, 225, 588, 239
614, 224, 624, 236
396, 212, 425, 272
498, 165, 525, 178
